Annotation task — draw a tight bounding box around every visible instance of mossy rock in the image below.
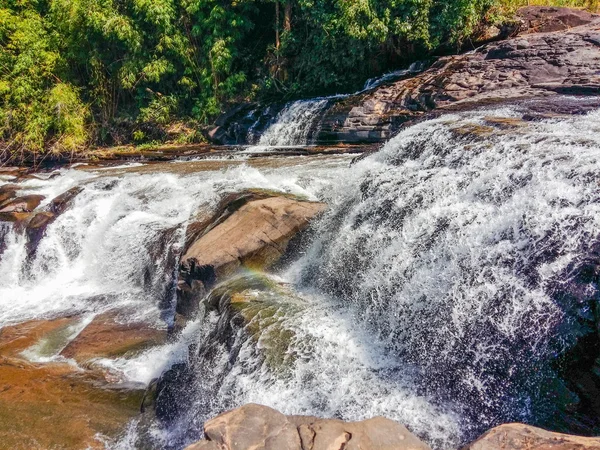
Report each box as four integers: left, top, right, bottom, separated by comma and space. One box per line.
204, 273, 306, 373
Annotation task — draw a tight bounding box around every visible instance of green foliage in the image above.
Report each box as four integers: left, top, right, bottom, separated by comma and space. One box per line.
0, 0, 595, 160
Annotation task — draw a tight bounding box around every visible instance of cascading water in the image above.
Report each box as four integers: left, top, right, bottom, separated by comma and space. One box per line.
0, 156, 351, 353
244, 63, 425, 150
247, 99, 330, 149
138, 100, 600, 450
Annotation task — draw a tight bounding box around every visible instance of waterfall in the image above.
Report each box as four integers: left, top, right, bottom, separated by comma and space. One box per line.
142, 100, 600, 450
293, 102, 600, 438
0, 157, 350, 328
250, 99, 330, 148
2, 98, 600, 450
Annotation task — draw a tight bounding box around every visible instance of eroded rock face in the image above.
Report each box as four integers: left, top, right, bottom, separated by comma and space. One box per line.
319, 13, 600, 143
463, 423, 600, 450
177, 193, 326, 315
185, 404, 431, 450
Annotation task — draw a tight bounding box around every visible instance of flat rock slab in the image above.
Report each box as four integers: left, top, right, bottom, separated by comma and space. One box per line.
464, 423, 600, 449
185, 404, 431, 450
0, 317, 145, 449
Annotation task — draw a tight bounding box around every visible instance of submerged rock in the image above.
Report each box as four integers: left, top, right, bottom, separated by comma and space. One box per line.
155, 274, 304, 427
464, 423, 600, 449
184, 404, 431, 450
177, 192, 325, 315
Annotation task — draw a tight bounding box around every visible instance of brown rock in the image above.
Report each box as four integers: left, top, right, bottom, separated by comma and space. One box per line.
183, 196, 326, 277
60, 312, 167, 363
185, 404, 431, 450
463, 423, 600, 450
0, 318, 145, 449
177, 194, 326, 315
0, 194, 44, 213
49, 186, 83, 215
0, 183, 18, 205
518, 6, 598, 34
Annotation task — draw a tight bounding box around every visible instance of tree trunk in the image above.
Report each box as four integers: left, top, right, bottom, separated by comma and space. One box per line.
284, 0, 291, 32
275, 1, 280, 50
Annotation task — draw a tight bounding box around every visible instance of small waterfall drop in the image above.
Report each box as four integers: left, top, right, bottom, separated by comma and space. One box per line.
252, 98, 330, 147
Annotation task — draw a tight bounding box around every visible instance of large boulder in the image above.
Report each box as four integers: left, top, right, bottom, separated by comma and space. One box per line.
177, 193, 326, 315
463, 423, 600, 450
185, 404, 431, 450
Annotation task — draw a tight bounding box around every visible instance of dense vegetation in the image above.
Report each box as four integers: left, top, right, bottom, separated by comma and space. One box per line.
0, 0, 597, 159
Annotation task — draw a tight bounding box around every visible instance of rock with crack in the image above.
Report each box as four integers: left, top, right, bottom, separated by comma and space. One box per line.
184, 404, 431, 450
177, 193, 326, 316
463, 423, 600, 450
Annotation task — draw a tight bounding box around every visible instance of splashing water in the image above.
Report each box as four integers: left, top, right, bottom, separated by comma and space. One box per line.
143, 100, 600, 450
0, 156, 352, 328
252, 99, 330, 148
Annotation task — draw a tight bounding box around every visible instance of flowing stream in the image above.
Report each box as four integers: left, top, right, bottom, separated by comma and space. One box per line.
1, 98, 600, 450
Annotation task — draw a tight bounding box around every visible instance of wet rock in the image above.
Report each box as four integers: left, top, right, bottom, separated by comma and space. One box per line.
463, 423, 600, 449
0, 318, 145, 449
25, 211, 55, 254
156, 274, 304, 426
177, 193, 326, 315
19, 186, 83, 256
60, 312, 167, 363
49, 186, 83, 215
0, 184, 18, 205
0, 194, 44, 213
185, 404, 431, 450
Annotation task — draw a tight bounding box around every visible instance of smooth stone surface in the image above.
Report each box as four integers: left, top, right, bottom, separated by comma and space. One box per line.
463, 423, 600, 450
185, 404, 431, 450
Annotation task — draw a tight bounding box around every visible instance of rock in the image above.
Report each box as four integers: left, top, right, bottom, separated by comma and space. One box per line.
2, 186, 83, 257
185, 404, 431, 450
0, 318, 145, 449
518, 6, 599, 34
0, 184, 18, 205
155, 274, 304, 425
0, 194, 44, 213
49, 186, 83, 215
463, 423, 600, 450
177, 193, 326, 315
60, 312, 167, 363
